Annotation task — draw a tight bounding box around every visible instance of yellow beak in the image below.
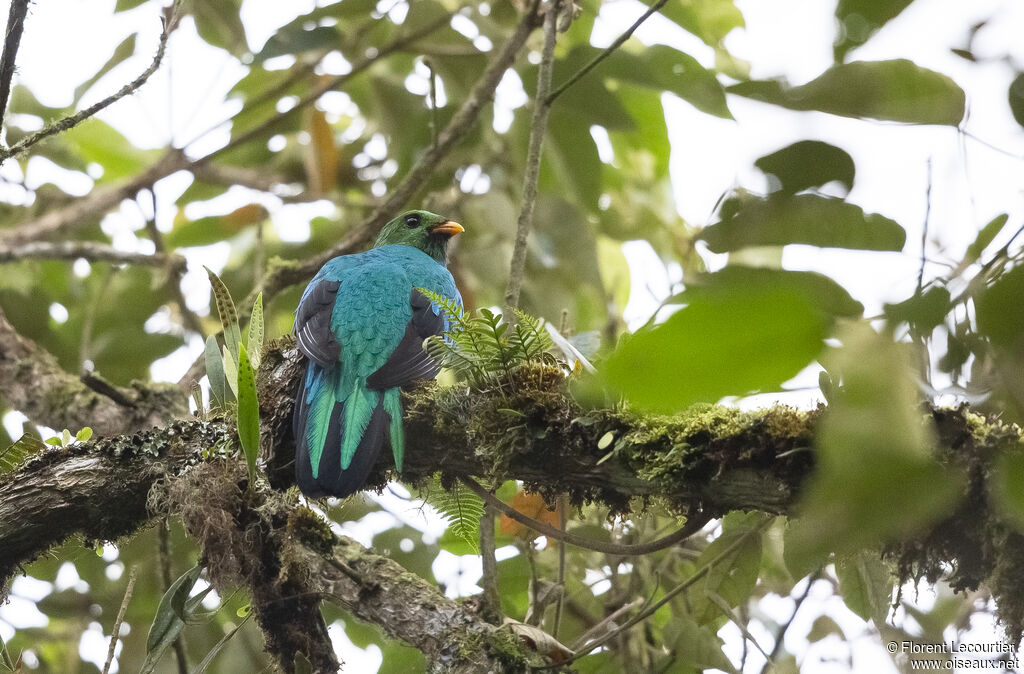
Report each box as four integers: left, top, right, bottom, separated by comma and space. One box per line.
429, 220, 465, 237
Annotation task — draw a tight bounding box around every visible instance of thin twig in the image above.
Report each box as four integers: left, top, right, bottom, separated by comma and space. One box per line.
0, 0, 30, 134
0, 239, 186, 271
205, 11, 455, 162
547, 520, 771, 669
479, 503, 502, 624
503, 0, 560, 314
245, 0, 543, 311
759, 572, 818, 674
918, 157, 932, 294
461, 476, 710, 556
0, 1, 180, 163
552, 493, 567, 638
101, 566, 137, 674
427, 58, 439, 150
139, 189, 205, 337
545, 0, 668, 105
568, 597, 644, 651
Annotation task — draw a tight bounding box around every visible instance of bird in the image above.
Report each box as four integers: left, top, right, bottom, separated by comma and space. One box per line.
292, 209, 464, 498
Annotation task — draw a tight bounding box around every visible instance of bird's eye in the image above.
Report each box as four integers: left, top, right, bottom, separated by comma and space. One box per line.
404, 214, 420, 228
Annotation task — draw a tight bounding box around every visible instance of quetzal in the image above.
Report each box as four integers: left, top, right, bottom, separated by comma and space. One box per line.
292, 210, 464, 498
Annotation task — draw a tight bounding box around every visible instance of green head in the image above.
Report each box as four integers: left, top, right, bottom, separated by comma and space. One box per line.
373, 210, 465, 264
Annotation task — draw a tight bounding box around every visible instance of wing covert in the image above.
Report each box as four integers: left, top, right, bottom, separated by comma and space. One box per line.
295, 279, 341, 368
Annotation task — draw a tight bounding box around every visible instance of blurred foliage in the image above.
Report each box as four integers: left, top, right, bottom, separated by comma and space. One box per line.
1, 0, 1024, 671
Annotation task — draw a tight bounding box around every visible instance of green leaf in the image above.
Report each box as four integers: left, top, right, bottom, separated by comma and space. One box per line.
205, 335, 228, 409
190, 613, 251, 673
603, 282, 829, 411
44, 437, 63, 446
426, 480, 484, 553
205, 266, 241, 362
187, 0, 247, 55
169, 205, 268, 248
1010, 73, 1024, 128
61, 429, 72, 446
75, 427, 93, 443
0, 433, 46, 475
664, 614, 737, 673
697, 513, 765, 619
964, 213, 1010, 265
976, 264, 1024, 350
643, 0, 744, 47
247, 292, 264, 370
991, 450, 1024, 530
73, 34, 137, 104
700, 193, 906, 253
884, 286, 951, 333
556, 44, 731, 119
754, 140, 856, 194
146, 565, 201, 654
62, 118, 160, 183
255, 24, 341, 62
115, 0, 149, 10
833, 0, 915, 62
680, 267, 864, 320
835, 550, 893, 623
223, 345, 239, 400
729, 59, 966, 125
236, 343, 260, 487
807, 615, 845, 643
789, 325, 962, 560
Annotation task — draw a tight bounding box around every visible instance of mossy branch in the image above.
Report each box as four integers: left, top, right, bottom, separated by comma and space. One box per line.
2, 338, 1024, 653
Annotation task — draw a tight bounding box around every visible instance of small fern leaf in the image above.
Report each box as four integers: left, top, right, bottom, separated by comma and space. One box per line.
0, 434, 46, 475
426, 481, 484, 553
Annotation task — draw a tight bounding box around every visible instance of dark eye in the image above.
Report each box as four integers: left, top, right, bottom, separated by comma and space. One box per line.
404, 214, 420, 228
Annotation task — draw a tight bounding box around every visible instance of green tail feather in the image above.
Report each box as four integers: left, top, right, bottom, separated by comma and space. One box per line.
341, 380, 380, 470
382, 388, 404, 471
306, 368, 338, 479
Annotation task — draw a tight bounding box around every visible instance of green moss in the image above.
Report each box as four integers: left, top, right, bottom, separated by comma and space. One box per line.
287, 505, 335, 556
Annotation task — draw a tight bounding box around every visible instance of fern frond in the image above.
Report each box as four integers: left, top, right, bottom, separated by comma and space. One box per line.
425, 480, 484, 552
0, 434, 46, 475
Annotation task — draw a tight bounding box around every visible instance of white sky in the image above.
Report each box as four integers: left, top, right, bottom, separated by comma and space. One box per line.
2, 0, 1023, 672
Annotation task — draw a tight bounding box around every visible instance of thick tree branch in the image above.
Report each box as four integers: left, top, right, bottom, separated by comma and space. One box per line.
2, 340, 1022, 660
0, 305, 185, 435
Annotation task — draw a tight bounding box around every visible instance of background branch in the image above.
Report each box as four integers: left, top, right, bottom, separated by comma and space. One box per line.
0, 239, 186, 271
0, 1, 179, 163
0, 0, 30, 134
0, 305, 185, 435
503, 0, 560, 314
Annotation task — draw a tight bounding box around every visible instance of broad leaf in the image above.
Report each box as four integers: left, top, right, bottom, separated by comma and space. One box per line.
976, 264, 1024, 350
754, 140, 855, 194
73, 34, 138, 104
679, 266, 864, 320
834, 0, 916, 62
603, 282, 829, 411
790, 325, 962, 560
700, 193, 906, 253
729, 60, 965, 125
835, 550, 893, 623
